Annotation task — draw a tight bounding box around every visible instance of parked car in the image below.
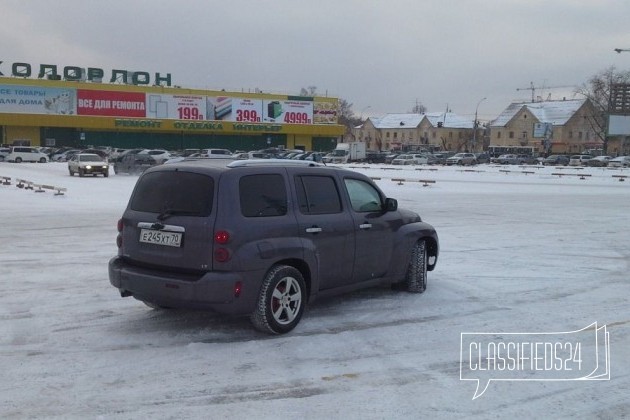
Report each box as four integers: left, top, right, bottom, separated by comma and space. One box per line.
446, 153, 477, 166
81, 148, 110, 160
5, 146, 49, 163
543, 155, 570, 166
51, 149, 81, 162
474, 153, 491, 164
68, 153, 110, 177
569, 154, 592, 166
384, 153, 400, 164
138, 149, 172, 164
608, 156, 630, 168
391, 154, 415, 165
493, 154, 535, 165
113, 153, 158, 174
0, 147, 11, 161
410, 153, 437, 165
586, 156, 612, 167
108, 159, 439, 334
366, 151, 388, 164
432, 152, 453, 165
203, 148, 233, 158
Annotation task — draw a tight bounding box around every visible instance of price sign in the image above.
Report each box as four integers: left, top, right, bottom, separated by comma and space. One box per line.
263, 99, 313, 124
147, 94, 206, 120
233, 98, 263, 122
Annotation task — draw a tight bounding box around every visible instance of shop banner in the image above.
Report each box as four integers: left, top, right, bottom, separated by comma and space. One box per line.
0, 84, 77, 115
147, 94, 206, 120
313, 100, 338, 124
78, 90, 146, 117
262, 99, 313, 124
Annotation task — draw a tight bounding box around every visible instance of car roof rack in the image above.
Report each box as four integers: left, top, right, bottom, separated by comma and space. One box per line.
227, 159, 324, 168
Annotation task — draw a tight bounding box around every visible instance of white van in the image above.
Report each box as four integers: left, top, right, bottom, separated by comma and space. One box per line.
6, 146, 50, 163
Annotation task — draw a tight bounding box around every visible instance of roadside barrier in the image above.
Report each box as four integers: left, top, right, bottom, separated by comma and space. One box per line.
391, 178, 436, 187
612, 175, 627, 182
13, 178, 66, 195
551, 173, 592, 180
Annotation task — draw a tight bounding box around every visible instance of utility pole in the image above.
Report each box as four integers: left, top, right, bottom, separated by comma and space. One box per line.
472, 97, 486, 151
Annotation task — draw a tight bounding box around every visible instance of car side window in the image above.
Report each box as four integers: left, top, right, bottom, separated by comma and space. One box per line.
344, 178, 383, 213
240, 174, 287, 217
295, 175, 342, 214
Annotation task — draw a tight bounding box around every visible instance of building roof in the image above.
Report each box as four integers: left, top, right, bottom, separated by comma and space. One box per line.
490, 99, 586, 127
422, 112, 474, 129
367, 112, 473, 129
369, 113, 423, 128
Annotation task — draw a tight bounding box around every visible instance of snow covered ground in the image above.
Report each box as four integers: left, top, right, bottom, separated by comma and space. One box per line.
0, 161, 628, 419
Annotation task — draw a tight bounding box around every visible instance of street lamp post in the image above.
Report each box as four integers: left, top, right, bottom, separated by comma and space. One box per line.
472, 97, 486, 151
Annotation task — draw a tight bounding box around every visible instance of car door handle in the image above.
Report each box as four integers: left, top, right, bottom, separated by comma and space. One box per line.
305, 227, 323, 234
359, 223, 372, 230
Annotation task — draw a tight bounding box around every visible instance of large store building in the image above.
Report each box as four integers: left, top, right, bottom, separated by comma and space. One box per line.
0, 65, 343, 152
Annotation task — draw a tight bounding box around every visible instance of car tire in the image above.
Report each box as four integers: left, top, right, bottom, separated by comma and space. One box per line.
39, 157, 47, 163
104, 171, 109, 178
15, 157, 22, 163
69, 169, 74, 176
404, 240, 428, 293
78, 168, 85, 177
251, 265, 306, 334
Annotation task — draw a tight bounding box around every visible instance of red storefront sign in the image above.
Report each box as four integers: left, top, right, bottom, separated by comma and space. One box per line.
77, 90, 146, 117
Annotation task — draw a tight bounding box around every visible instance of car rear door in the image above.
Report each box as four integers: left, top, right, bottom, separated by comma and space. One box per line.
292, 172, 355, 289
121, 169, 216, 271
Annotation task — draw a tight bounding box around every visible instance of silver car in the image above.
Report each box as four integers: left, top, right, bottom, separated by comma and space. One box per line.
608, 156, 630, 168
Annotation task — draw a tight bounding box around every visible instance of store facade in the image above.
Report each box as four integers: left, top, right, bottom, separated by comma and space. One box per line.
0, 70, 343, 152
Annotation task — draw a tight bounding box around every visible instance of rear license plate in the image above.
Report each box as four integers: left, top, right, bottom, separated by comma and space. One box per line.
139, 229, 183, 247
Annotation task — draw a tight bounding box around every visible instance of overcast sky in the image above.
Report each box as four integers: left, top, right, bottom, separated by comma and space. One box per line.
2, 0, 630, 122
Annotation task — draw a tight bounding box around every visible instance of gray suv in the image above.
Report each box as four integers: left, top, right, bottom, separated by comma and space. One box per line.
108, 159, 439, 334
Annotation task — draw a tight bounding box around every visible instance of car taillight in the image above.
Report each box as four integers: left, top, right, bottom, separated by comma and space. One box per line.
214, 230, 231, 262
116, 219, 123, 248
215, 230, 230, 244
214, 248, 230, 262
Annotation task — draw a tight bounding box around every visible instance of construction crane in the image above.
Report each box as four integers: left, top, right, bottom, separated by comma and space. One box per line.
516, 81, 576, 102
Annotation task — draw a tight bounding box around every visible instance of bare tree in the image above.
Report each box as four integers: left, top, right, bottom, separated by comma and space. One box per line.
409, 100, 427, 114
576, 66, 630, 152
299, 86, 318, 97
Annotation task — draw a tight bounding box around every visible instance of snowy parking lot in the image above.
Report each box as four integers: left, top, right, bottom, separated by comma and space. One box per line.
1, 161, 629, 419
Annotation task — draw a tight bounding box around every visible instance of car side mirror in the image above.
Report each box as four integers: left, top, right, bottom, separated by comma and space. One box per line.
384, 198, 398, 212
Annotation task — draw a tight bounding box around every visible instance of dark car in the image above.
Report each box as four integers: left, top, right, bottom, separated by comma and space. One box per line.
384, 153, 400, 164
474, 153, 491, 164
109, 159, 439, 334
366, 151, 388, 164
113, 153, 157, 174
543, 155, 570, 166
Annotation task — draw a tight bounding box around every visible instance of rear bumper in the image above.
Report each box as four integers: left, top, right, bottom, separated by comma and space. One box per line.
108, 256, 261, 315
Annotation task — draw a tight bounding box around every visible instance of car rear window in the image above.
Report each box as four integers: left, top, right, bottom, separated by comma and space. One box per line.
129, 171, 214, 216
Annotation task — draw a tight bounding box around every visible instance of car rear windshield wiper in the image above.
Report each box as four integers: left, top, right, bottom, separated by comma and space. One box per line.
156, 208, 199, 221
